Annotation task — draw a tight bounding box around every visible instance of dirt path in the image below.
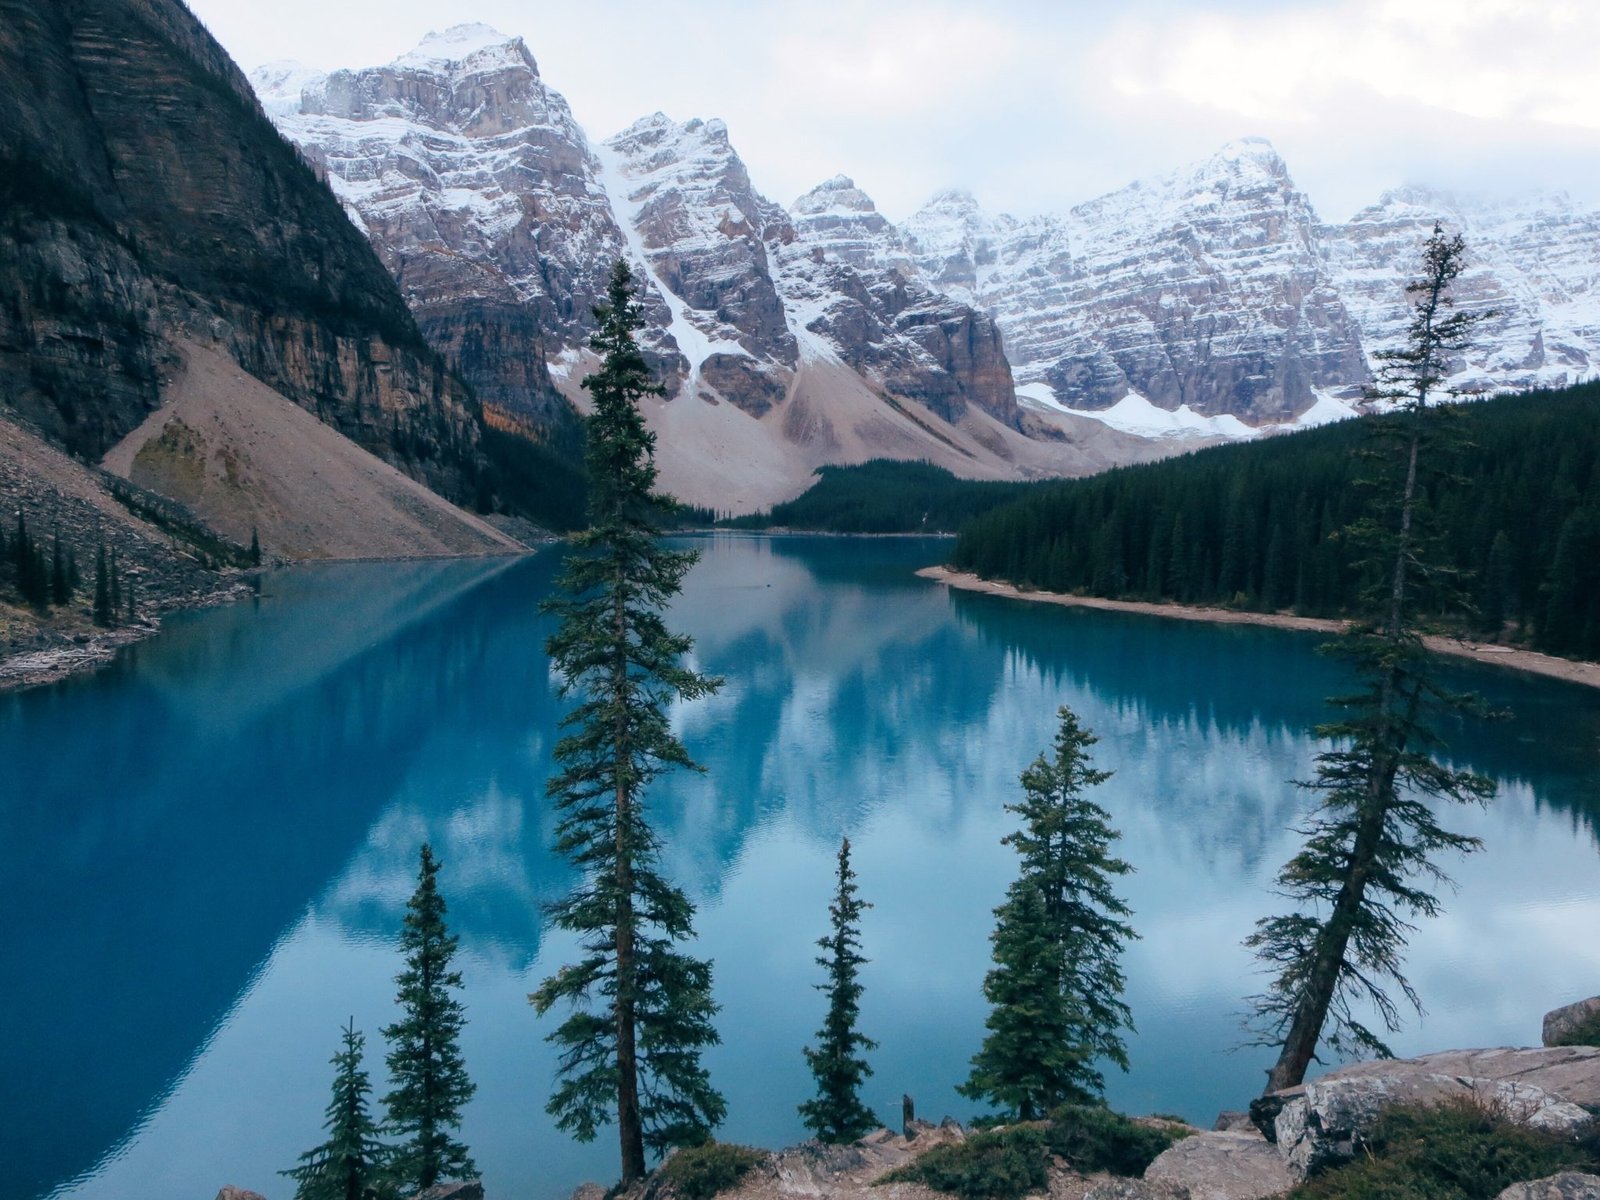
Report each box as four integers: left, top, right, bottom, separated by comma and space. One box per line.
918, 566, 1600, 691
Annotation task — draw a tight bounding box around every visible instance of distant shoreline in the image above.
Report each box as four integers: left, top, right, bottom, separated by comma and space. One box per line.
918, 565, 1600, 692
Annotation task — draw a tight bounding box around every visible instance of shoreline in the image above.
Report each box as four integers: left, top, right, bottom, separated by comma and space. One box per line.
919, 565, 1600, 692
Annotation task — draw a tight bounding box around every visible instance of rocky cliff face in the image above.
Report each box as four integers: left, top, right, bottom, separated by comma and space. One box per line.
0, 0, 487, 504
903, 140, 1371, 423
254, 28, 1034, 509
1323, 187, 1600, 393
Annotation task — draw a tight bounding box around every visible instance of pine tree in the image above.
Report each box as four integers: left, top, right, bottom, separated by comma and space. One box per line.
1247, 224, 1497, 1094
799, 837, 879, 1143
250, 527, 262, 566
530, 259, 725, 1185
50, 534, 69, 607
961, 705, 1137, 1118
382, 844, 476, 1191
108, 548, 122, 625
92, 542, 112, 627
283, 1021, 387, 1200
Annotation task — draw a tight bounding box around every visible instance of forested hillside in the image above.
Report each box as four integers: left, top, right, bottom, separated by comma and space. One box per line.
949, 382, 1600, 660
727, 460, 1032, 533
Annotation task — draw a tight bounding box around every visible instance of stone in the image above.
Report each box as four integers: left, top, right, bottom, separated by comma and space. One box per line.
1144, 1131, 1294, 1200
1274, 1073, 1595, 1178
214, 1190, 267, 1200
569, 1185, 607, 1200
1498, 1173, 1600, 1200
1212, 1112, 1254, 1134
412, 1184, 485, 1200
1310, 1047, 1600, 1109
1085, 1178, 1191, 1200
1544, 998, 1600, 1048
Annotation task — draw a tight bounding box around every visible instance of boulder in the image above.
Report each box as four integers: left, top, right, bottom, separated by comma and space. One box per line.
214, 1190, 267, 1200
569, 1186, 607, 1200
1311, 1047, 1600, 1108
1544, 999, 1600, 1048
1085, 1179, 1191, 1200
1274, 1074, 1594, 1178
1498, 1174, 1600, 1200
1211, 1112, 1254, 1134
1144, 1131, 1294, 1200
412, 1184, 485, 1200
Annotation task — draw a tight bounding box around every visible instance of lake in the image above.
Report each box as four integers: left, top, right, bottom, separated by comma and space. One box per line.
5, 534, 1599, 1200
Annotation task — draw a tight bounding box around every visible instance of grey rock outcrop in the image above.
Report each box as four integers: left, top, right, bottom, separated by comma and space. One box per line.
1544, 998, 1600, 1048
1497, 1173, 1600, 1200
1307, 1046, 1600, 1108
1085, 1178, 1193, 1200
1145, 1130, 1294, 1200
1274, 1072, 1594, 1178
411, 1183, 485, 1200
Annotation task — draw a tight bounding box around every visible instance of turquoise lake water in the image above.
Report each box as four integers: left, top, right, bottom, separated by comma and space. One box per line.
4, 534, 1599, 1200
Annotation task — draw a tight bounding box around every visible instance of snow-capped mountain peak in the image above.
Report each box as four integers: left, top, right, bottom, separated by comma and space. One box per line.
390, 23, 534, 74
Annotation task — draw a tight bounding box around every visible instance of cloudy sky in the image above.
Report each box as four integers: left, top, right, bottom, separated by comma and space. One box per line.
186, 0, 1600, 224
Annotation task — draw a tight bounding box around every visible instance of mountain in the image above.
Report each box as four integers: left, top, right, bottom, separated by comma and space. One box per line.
0, 0, 515, 566
1323, 186, 1600, 394
252, 27, 1600, 506
902, 140, 1371, 424
254, 27, 1169, 512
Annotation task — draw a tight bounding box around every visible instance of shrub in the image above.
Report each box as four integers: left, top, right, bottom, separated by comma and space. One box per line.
660, 1142, 768, 1200
877, 1126, 1049, 1200
1291, 1098, 1600, 1200
1046, 1105, 1190, 1177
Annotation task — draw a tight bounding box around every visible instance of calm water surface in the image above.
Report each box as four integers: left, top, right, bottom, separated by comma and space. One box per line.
4, 535, 1599, 1200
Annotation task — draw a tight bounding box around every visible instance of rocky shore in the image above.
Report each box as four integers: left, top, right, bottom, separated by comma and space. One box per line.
919, 567, 1600, 692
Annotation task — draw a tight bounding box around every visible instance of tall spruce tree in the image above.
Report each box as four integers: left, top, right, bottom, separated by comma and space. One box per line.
530, 259, 725, 1185
382, 843, 476, 1190
799, 837, 878, 1143
283, 1021, 387, 1200
961, 705, 1136, 1118
1247, 225, 1497, 1094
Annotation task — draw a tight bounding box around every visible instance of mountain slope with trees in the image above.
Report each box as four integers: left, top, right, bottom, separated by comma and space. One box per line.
949, 380, 1600, 661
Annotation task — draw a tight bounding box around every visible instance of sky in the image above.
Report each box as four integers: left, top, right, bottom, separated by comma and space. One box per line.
184, 0, 1600, 225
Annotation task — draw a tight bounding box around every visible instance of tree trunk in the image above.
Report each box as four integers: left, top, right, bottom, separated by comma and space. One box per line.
614, 583, 647, 1185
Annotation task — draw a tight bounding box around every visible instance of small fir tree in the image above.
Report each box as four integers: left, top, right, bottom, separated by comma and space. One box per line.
50, 533, 69, 606
250, 526, 262, 566
799, 836, 879, 1143
531, 259, 725, 1185
283, 1020, 387, 1200
382, 843, 476, 1191
961, 705, 1137, 1118
961, 882, 1079, 1119
108, 548, 122, 622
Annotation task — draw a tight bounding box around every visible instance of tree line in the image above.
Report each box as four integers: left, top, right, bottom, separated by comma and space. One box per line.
949, 379, 1600, 661
725, 460, 1032, 534
1, 514, 137, 627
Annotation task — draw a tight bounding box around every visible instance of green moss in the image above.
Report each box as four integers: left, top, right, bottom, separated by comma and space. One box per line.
659, 1142, 768, 1200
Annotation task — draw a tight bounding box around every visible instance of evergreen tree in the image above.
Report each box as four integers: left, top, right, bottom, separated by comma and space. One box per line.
283, 1021, 388, 1200
250, 526, 262, 566
961, 882, 1079, 1120
530, 259, 725, 1185
108, 548, 122, 624
961, 705, 1137, 1118
799, 837, 878, 1143
382, 843, 476, 1191
1247, 225, 1497, 1093
92, 542, 112, 627
50, 534, 69, 606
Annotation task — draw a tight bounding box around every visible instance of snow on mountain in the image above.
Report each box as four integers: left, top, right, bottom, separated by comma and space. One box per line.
904, 138, 1371, 424
1323, 186, 1600, 394
249, 28, 1600, 495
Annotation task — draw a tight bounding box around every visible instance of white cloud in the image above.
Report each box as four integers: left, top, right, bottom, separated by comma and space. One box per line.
187, 0, 1600, 228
